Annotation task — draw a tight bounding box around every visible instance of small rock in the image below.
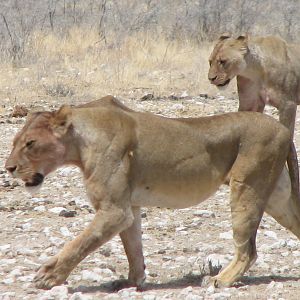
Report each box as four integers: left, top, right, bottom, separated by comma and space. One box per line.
59, 210, 77, 218
99, 247, 111, 257
49, 236, 65, 247
11, 105, 28, 117
58, 167, 76, 177
0, 244, 11, 253
264, 230, 278, 240
219, 230, 233, 240
81, 270, 102, 282
49, 207, 66, 214
48, 285, 69, 299
181, 91, 189, 98
60, 226, 72, 237
211, 292, 231, 300
267, 280, 276, 290
34, 205, 46, 212
141, 93, 154, 101
193, 210, 215, 218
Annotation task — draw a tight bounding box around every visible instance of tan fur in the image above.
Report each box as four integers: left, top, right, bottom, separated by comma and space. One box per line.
6, 96, 299, 289
208, 34, 300, 199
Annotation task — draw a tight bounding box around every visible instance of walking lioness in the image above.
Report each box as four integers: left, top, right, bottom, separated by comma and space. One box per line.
5, 96, 300, 289
208, 34, 300, 200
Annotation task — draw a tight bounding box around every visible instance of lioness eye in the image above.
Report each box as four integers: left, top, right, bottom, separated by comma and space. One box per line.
26, 140, 36, 148
219, 60, 227, 66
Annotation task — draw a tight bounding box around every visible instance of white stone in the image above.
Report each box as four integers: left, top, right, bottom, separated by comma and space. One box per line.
0, 292, 16, 299
142, 294, 156, 300
49, 236, 65, 247
2, 277, 15, 284
18, 274, 35, 282
34, 205, 46, 212
93, 267, 114, 277
58, 167, 76, 177
281, 251, 289, 257
292, 250, 300, 257
219, 230, 233, 240
17, 248, 35, 256
73, 196, 88, 207
212, 292, 231, 300
185, 295, 203, 300
206, 285, 215, 294
287, 239, 299, 249
48, 286, 69, 299
69, 292, 93, 300
171, 103, 185, 110
264, 230, 278, 240
21, 222, 32, 230
81, 270, 102, 282
49, 207, 66, 214
31, 197, 46, 203
0, 258, 16, 265
60, 226, 72, 237
181, 91, 189, 97
267, 280, 276, 290
193, 210, 215, 218
0, 244, 11, 254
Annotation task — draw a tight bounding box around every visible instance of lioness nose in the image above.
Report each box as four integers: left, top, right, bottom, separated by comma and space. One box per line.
6, 165, 17, 173
209, 75, 217, 82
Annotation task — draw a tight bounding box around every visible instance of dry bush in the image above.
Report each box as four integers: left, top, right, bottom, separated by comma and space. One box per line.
0, 27, 234, 105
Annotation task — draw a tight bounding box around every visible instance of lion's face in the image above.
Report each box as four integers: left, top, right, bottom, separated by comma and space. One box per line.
5, 112, 66, 193
208, 35, 248, 89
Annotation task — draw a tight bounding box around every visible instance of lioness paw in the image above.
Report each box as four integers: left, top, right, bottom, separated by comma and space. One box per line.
33, 256, 68, 289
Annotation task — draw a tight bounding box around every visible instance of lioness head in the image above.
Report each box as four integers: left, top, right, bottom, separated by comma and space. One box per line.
208, 34, 248, 88
5, 106, 72, 194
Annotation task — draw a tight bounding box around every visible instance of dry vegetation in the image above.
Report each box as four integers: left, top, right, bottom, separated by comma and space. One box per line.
0, 28, 219, 106
1, 0, 299, 106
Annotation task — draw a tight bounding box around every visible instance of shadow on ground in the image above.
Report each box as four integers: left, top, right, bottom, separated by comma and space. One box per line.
68, 273, 300, 294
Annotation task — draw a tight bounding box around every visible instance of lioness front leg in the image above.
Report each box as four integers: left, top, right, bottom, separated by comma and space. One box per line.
119, 206, 146, 288
211, 179, 265, 287
34, 205, 134, 289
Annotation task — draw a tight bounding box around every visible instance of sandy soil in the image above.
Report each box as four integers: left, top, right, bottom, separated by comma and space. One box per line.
1, 93, 300, 300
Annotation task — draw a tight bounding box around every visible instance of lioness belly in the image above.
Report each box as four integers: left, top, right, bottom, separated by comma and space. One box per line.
131, 181, 220, 209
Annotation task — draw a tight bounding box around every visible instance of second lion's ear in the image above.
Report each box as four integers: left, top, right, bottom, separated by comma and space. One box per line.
218, 33, 231, 41
237, 34, 248, 42
50, 105, 72, 137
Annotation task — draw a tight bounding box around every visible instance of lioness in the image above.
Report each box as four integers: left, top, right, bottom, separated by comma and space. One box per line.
5, 96, 300, 289
208, 34, 300, 200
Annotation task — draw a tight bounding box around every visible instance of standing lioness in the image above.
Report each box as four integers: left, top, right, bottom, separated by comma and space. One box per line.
208, 34, 300, 199
5, 96, 300, 289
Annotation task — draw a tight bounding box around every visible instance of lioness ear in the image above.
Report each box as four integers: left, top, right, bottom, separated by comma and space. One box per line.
51, 105, 72, 137
237, 34, 248, 42
218, 33, 231, 41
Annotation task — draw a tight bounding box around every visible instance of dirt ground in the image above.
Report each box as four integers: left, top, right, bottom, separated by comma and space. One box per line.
1, 92, 300, 300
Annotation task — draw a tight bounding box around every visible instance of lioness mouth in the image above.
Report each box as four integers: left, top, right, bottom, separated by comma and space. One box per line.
25, 173, 44, 187
217, 79, 230, 87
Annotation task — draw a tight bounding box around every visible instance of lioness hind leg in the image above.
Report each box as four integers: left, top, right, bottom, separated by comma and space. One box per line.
212, 179, 265, 287
266, 167, 300, 239
119, 206, 146, 287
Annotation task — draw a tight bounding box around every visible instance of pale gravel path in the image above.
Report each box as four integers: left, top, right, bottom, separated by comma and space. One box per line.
1, 95, 300, 300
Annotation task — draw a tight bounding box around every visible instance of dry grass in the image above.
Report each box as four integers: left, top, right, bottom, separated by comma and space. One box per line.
0, 27, 236, 106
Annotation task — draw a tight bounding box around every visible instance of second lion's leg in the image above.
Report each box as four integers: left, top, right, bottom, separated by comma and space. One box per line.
279, 101, 299, 201
119, 206, 146, 287
211, 179, 265, 287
